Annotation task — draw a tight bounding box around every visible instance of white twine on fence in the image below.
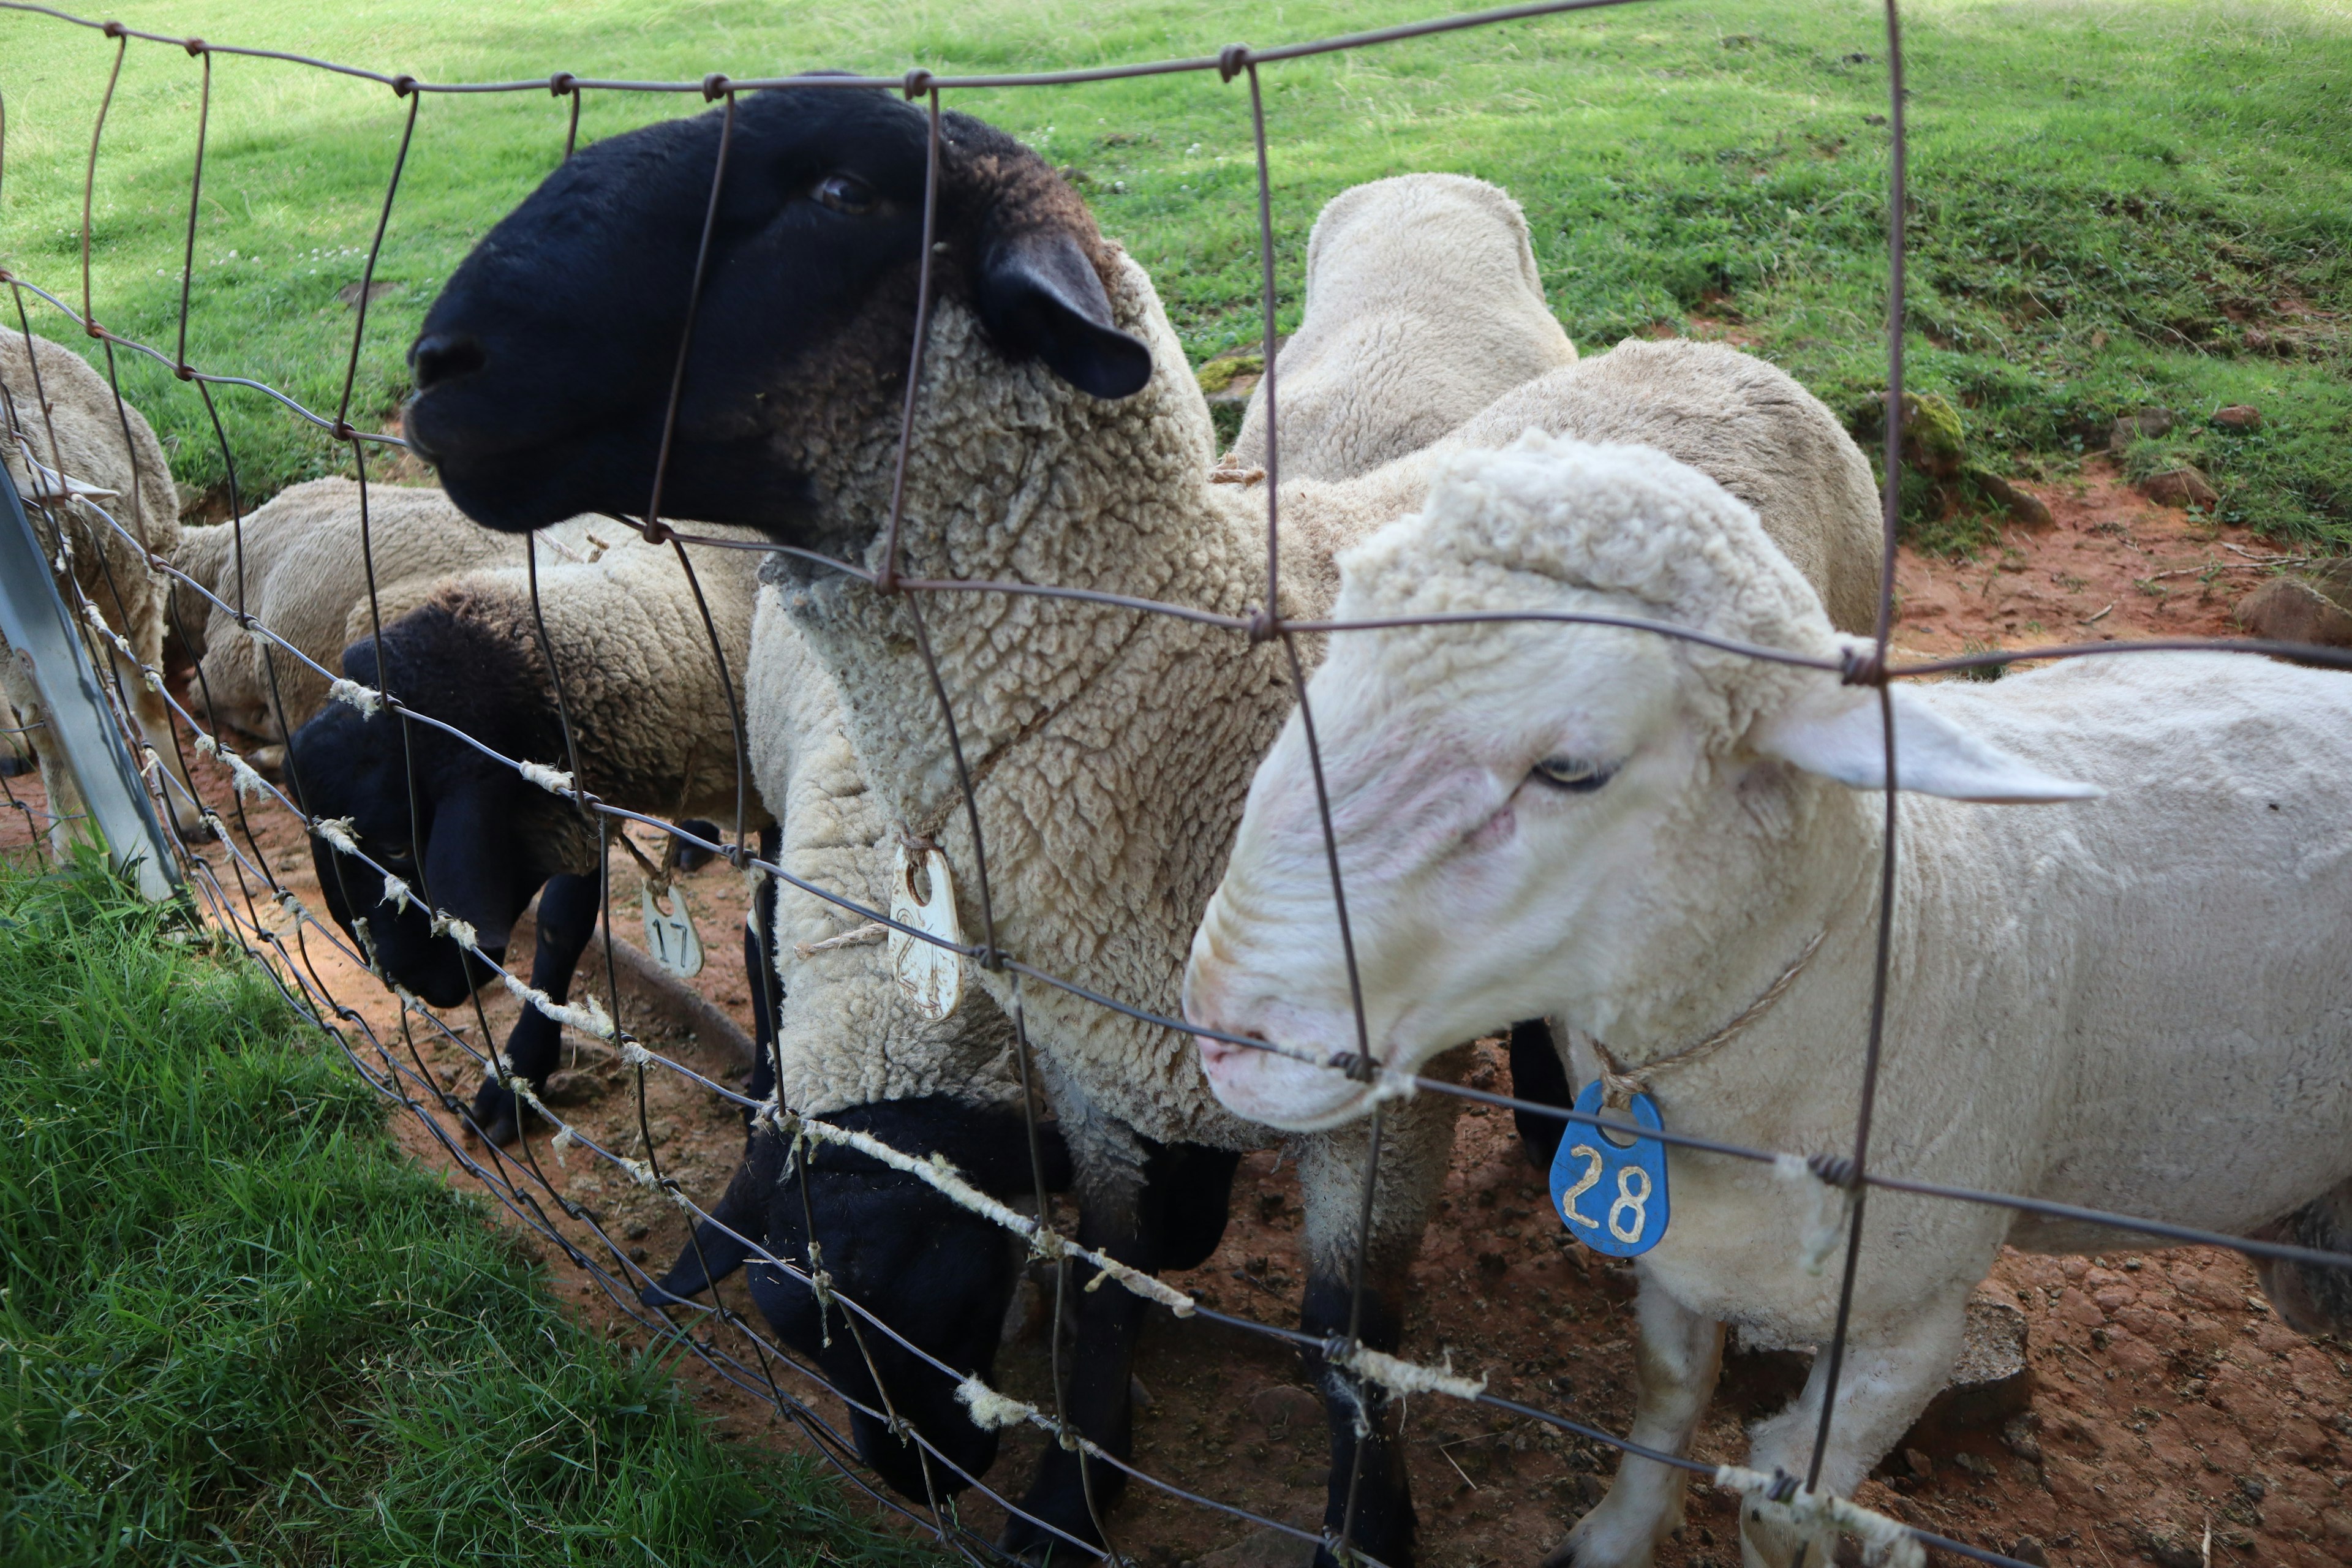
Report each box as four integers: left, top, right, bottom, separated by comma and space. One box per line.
1714, 1464, 1926, 1568
329, 676, 383, 717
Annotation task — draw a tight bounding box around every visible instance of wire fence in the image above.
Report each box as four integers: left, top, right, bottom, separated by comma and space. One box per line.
3, 2, 2349, 1566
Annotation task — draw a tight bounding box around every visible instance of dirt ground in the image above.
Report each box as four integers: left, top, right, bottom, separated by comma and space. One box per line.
6, 456, 2347, 1567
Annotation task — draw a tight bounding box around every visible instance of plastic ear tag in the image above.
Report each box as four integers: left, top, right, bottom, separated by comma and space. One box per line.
639, 881, 704, 979
1550, 1080, 1669, 1257
889, 840, 963, 1021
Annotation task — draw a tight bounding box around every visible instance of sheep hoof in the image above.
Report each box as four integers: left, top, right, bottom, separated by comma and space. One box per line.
464, 1078, 533, 1148
1542, 1510, 1659, 1568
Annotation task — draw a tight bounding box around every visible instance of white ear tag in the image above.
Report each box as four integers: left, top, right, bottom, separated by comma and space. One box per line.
889, 840, 964, 1021
639, 881, 704, 978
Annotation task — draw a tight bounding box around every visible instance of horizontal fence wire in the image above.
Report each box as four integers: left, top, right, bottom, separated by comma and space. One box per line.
4, 4, 2346, 1567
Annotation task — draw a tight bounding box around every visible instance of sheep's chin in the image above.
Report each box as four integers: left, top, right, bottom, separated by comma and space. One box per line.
1202, 1045, 1376, 1132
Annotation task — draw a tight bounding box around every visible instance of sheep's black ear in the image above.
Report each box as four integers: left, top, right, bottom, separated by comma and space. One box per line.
975, 228, 1152, 399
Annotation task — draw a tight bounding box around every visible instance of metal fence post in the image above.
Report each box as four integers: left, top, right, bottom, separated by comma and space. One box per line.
0, 462, 179, 899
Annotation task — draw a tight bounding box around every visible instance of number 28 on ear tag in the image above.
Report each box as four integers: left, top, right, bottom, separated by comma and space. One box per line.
889, 840, 963, 1022
1550, 1081, 1670, 1257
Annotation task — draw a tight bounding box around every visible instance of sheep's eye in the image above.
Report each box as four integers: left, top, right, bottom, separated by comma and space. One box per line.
1531, 756, 1612, 793
812, 174, 876, 214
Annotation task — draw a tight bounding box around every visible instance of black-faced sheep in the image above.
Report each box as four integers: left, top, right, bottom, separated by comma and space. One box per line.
287, 522, 766, 1145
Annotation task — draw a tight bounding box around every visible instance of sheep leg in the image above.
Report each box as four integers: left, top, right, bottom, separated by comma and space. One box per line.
1508, 1016, 1575, 1171
1294, 1090, 1462, 1568
1001, 1137, 1240, 1558
2252, 1177, 2352, 1336
1545, 1277, 1721, 1568
999, 1212, 1152, 1556
1736, 1294, 1969, 1568
469, 872, 597, 1146
113, 644, 205, 835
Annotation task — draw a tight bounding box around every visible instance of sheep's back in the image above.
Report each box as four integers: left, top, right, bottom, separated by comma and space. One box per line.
1368, 338, 1882, 635
0, 331, 182, 634
1230, 173, 1577, 483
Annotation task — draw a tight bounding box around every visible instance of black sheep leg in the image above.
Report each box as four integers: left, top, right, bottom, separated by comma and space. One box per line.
998, 1243, 1152, 1558
1303, 1270, 1415, 1568
1508, 1017, 1576, 1172
470, 872, 595, 1145
1002, 1141, 1242, 1559
645, 824, 783, 1308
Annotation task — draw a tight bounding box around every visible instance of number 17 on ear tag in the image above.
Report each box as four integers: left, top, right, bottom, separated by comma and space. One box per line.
1550, 1081, 1670, 1257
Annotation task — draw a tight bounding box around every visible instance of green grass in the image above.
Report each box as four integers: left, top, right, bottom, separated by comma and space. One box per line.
0, 0, 2346, 546
0, 851, 932, 1566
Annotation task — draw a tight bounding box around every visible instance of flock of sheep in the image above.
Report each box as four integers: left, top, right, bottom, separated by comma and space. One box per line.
6, 79, 2350, 1568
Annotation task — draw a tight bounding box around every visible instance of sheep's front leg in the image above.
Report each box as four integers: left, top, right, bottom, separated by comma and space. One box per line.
1295, 1091, 1461, 1568
1545, 1273, 1723, 1568
1736, 1295, 1966, 1568
470, 872, 595, 1145
114, 644, 205, 835
1001, 1197, 1152, 1558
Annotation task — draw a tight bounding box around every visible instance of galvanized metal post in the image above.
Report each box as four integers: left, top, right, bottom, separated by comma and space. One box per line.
0, 462, 179, 898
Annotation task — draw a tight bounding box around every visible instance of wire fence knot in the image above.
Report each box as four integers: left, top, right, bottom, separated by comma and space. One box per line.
701, 72, 731, 101
1838, 643, 1887, 687
1218, 43, 1253, 82
1807, 1151, 1861, 1189
181, 37, 205, 58
902, 67, 933, 100
391, 74, 418, 98
549, 70, 576, 96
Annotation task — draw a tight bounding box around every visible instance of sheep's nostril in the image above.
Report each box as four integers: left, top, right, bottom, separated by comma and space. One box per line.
410, 331, 487, 391
1197, 1030, 1268, 1076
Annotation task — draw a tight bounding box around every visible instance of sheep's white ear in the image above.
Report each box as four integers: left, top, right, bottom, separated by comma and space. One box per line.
1757, 682, 2104, 804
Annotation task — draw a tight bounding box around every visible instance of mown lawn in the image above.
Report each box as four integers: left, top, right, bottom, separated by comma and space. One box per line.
0, 0, 2345, 546
0, 852, 933, 1566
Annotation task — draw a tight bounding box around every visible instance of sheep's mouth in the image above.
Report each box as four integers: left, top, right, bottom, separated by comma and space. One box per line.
405, 396, 818, 538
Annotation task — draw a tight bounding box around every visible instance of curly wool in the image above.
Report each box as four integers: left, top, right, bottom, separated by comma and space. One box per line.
0, 330, 199, 840
1336, 432, 1844, 737
789, 255, 1882, 1153
1228, 173, 1577, 481
745, 578, 1023, 1118
170, 478, 608, 743
406, 522, 775, 875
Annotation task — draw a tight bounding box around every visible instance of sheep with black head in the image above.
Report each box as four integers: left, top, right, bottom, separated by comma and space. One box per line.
288, 523, 763, 1145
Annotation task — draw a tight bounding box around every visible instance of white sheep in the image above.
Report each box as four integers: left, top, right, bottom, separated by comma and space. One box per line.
1, 330, 203, 846
1226, 173, 1577, 481
172, 478, 607, 758
399, 88, 1891, 1559
1184, 433, 2352, 1567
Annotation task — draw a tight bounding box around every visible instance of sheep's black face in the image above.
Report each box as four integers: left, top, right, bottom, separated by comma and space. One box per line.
287, 605, 568, 1007
744, 1098, 1066, 1499
405, 84, 1150, 541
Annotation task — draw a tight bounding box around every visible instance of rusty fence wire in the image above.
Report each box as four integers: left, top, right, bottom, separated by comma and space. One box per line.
3, 3, 2349, 1566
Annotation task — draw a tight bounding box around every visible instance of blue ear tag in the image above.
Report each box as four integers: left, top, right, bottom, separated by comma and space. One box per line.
1549, 1080, 1669, 1257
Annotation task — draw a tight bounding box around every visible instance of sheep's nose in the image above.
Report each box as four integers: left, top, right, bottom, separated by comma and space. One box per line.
410, 331, 487, 391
